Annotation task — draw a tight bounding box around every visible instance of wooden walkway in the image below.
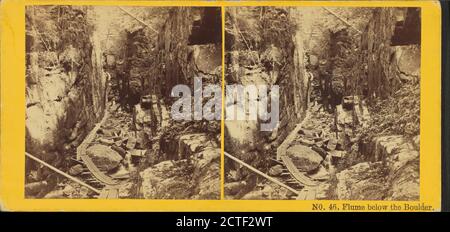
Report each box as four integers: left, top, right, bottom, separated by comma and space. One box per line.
76, 108, 121, 198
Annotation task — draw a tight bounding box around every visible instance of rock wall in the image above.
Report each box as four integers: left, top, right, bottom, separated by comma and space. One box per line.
361, 8, 420, 99
224, 7, 309, 169
278, 8, 309, 145
336, 135, 419, 200
25, 6, 107, 169
138, 7, 222, 200
224, 7, 310, 198
153, 7, 222, 100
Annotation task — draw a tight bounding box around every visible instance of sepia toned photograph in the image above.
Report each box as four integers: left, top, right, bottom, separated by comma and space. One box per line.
25, 5, 222, 199
224, 7, 421, 200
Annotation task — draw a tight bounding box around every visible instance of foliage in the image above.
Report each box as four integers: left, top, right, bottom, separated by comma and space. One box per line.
26, 6, 92, 54
357, 82, 420, 142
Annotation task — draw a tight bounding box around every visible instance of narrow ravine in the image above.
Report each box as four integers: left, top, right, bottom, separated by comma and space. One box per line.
25, 6, 222, 199
224, 7, 420, 201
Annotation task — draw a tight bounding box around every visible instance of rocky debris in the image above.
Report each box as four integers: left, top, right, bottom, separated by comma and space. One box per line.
224, 181, 247, 196
325, 137, 337, 151
240, 181, 296, 200
286, 144, 323, 172
328, 150, 346, 165
99, 138, 115, 146
160, 123, 219, 162
140, 145, 220, 199
25, 181, 48, 196
307, 165, 330, 181
178, 133, 216, 159
336, 162, 388, 200
86, 144, 123, 171
43, 189, 65, 199
43, 182, 91, 199
118, 182, 135, 198
140, 160, 191, 199
191, 148, 221, 199
268, 164, 284, 176
68, 164, 84, 176
336, 134, 419, 201
386, 157, 419, 200
111, 145, 127, 158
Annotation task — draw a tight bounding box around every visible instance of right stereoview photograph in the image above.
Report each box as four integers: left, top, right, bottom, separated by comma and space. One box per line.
224, 7, 421, 200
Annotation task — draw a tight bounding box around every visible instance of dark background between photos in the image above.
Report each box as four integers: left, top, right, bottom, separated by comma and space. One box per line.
442, 0, 450, 213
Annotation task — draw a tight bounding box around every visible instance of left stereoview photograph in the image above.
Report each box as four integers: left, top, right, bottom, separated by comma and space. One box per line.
25, 6, 222, 199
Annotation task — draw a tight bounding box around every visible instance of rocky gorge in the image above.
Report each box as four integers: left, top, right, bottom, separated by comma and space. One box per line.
25, 6, 221, 199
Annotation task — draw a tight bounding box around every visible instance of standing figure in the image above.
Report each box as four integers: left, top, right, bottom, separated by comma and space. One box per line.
318, 60, 332, 112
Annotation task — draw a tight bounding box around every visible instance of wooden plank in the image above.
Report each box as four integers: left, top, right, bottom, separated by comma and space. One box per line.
297, 189, 307, 200
281, 155, 319, 187
98, 189, 109, 199
305, 188, 317, 200
276, 111, 311, 159
77, 111, 109, 160
80, 155, 119, 186
107, 188, 119, 199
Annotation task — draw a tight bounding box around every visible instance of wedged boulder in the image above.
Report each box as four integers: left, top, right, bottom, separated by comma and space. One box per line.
86, 144, 123, 171
395, 45, 420, 81
286, 144, 323, 172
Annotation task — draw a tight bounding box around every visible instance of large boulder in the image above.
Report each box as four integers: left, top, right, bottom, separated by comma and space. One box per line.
139, 148, 220, 200
336, 135, 420, 201
386, 157, 419, 200
286, 144, 323, 172
86, 144, 123, 171
139, 160, 193, 199
191, 148, 220, 199
336, 162, 388, 200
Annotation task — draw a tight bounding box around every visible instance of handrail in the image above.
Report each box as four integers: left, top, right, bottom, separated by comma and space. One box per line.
25, 152, 101, 194
224, 151, 299, 195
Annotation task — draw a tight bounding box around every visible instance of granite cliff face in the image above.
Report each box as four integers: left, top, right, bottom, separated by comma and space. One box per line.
26, 6, 107, 170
